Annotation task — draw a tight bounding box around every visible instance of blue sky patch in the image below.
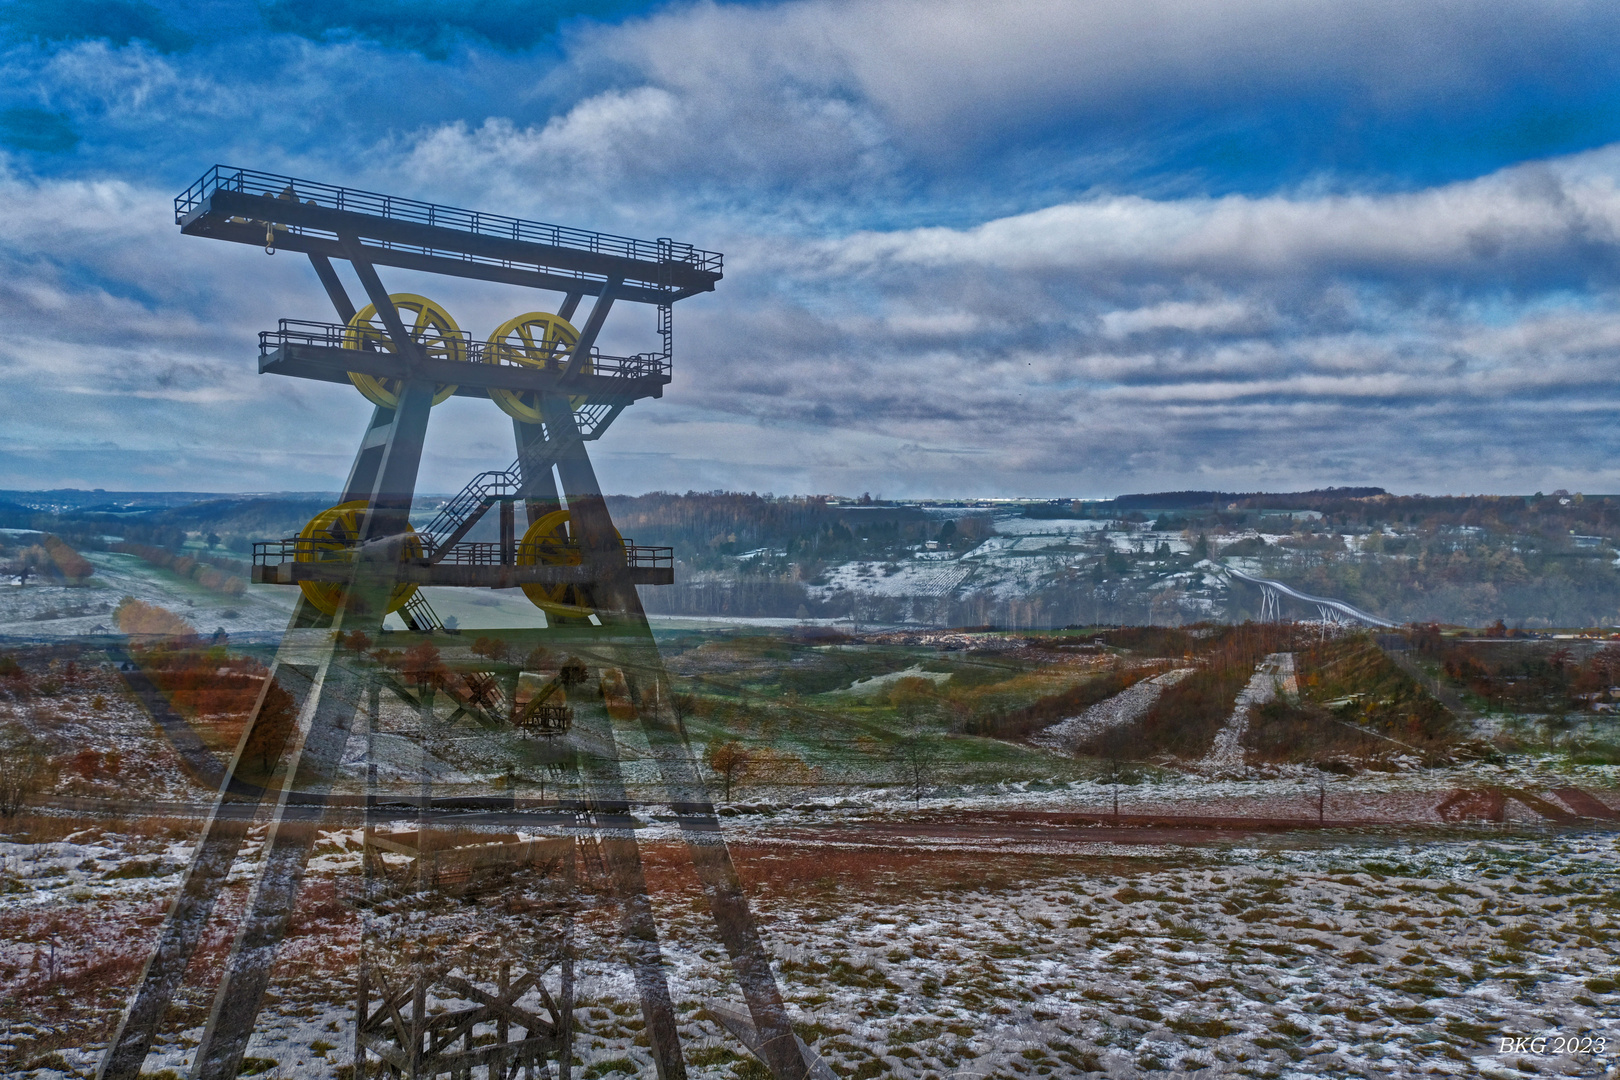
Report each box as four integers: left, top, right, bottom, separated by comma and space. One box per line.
259, 0, 649, 58
1, 0, 1620, 496
0, 0, 191, 51
0, 107, 78, 152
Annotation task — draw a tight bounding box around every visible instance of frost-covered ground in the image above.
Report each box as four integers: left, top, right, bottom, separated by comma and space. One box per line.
2, 664, 1617, 1078
7, 819, 1618, 1079
740, 832, 1620, 1079
0, 659, 205, 804
0, 551, 296, 639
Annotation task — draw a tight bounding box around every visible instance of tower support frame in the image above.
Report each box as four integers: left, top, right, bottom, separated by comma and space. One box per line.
98, 167, 813, 1080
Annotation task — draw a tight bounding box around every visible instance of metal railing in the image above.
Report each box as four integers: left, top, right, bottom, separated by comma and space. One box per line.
252, 537, 672, 571
251, 538, 415, 565
514, 704, 572, 734
624, 544, 674, 570
261, 320, 671, 381
177, 166, 722, 276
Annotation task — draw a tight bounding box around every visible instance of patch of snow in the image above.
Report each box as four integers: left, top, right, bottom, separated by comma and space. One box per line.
827, 665, 952, 697
1029, 667, 1194, 752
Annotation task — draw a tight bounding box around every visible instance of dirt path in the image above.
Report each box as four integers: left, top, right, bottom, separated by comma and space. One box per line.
1029, 666, 1193, 752
1199, 652, 1294, 774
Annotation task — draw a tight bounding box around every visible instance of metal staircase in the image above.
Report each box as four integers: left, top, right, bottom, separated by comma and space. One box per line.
417, 427, 591, 559
420, 470, 521, 562
399, 589, 445, 632
398, 436, 584, 629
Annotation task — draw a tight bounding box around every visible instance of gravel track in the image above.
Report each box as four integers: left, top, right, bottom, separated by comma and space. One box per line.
1030, 667, 1194, 752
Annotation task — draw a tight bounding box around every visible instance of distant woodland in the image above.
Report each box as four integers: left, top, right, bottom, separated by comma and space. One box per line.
6, 487, 1620, 628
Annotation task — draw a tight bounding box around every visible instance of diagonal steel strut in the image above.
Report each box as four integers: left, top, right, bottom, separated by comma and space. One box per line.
542, 395, 812, 1080
98, 253, 441, 1080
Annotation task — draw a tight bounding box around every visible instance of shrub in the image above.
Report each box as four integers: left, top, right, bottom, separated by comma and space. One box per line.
967, 663, 1143, 739
115, 597, 196, 640
1081, 623, 1304, 759
472, 636, 511, 663
41, 534, 93, 580
112, 542, 246, 596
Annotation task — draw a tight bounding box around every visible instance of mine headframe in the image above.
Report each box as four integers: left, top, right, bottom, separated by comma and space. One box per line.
96, 167, 817, 1080
174, 166, 710, 631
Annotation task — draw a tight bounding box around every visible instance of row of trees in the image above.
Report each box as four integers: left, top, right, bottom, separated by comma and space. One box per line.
112, 543, 248, 597
0, 534, 94, 584
703, 734, 941, 803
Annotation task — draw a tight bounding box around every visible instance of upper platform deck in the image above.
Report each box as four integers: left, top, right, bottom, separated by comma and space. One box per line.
176, 166, 723, 304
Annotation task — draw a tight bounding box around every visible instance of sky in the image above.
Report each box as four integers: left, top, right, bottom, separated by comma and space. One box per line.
3, 0, 1620, 498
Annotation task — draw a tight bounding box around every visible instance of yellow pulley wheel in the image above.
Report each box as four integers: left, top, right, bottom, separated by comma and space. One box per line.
515, 509, 621, 617
343, 294, 466, 409
295, 500, 422, 616
484, 311, 591, 423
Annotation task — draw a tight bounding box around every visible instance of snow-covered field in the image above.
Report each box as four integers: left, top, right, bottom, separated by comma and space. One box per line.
0, 550, 296, 640
814, 560, 977, 600
740, 832, 1620, 1079
7, 815, 1617, 1079
802, 514, 1237, 618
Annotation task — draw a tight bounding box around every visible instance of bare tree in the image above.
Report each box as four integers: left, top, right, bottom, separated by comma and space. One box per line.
240, 681, 298, 780
705, 740, 751, 802
0, 724, 54, 817
893, 735, 942, 806
558, 656, 589, 692
669, 691, 698, 735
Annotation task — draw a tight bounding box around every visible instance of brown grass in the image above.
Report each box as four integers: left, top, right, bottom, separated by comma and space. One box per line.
638, 841, 1166, 904
964, 662, 1147, 740
1243, 699, 1398, 763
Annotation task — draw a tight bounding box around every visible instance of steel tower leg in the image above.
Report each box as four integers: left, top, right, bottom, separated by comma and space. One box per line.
94, 654, 319, 1080
97, 266, 442, 1080
567, 704, 689, 1080
98, 433, 417, 1078
540, 398, 811, 1080
514, 418, 565, 527
186, 642, 376, 1080
184, 267, 439, 1075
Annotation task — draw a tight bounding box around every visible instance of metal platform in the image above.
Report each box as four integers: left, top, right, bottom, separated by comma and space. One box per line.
250, 537, 674, 588
176, 165, 722, 303
258, 320, 671, 404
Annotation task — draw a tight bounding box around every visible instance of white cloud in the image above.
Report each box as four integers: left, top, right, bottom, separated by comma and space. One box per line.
818, 153, 1620, 279
1100, 300, 1263, 338
563, 0, 1619, 158
6, 1, 1620, 495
